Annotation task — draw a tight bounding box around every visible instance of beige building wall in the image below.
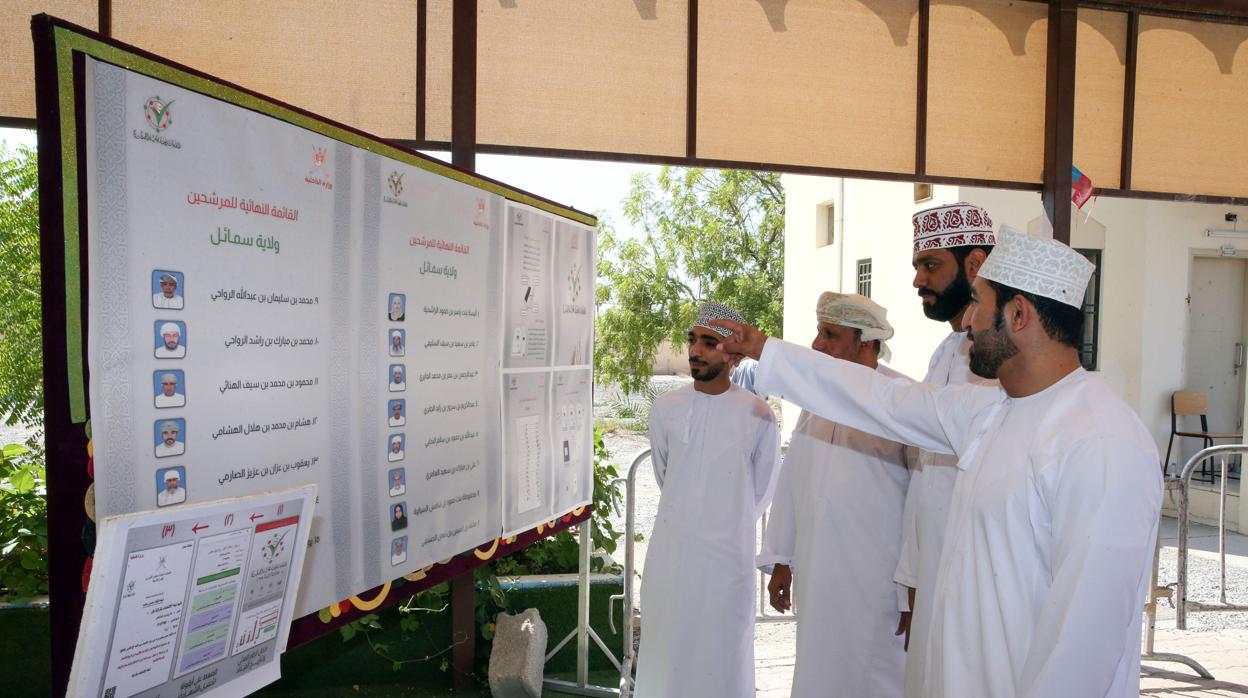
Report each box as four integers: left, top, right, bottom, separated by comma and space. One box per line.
783, 174, 1248, 529
651, 339, 690, 376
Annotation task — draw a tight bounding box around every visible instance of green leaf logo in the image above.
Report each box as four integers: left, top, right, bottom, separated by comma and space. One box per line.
144, 96, 175, 132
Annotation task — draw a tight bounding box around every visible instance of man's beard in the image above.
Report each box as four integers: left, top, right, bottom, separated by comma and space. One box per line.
968, 310, 1019, 379
163, 437, 176, 446
164, 339, 179, 350
689, 361, 724, 382
920, 267, 972, 322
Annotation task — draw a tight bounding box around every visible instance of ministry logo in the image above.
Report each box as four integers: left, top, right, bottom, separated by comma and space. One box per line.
133, 95, 182, 149
384, 170, 408, 207
567, 264, 582, 302
305, 145, 333, 190
144, 96, 174, 131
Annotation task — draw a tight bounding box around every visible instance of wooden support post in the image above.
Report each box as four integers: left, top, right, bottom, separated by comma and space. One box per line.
451, 571, 476, 689
452, 0, 477, 172
450, 0, 478, 689
1042, 0, 1077, 244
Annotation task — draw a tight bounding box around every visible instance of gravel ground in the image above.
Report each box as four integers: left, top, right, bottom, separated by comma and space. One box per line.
0, 421, 36, 447
1154, 545, 1248, 632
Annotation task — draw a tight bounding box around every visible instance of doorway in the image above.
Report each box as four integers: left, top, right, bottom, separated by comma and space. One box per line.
1184, 256, 1248, 482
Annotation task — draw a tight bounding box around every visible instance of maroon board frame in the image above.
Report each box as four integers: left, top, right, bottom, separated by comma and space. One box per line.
30, 14, 596, 697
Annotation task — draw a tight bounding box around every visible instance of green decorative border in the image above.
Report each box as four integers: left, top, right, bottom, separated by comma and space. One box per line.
51, 26, 596, 422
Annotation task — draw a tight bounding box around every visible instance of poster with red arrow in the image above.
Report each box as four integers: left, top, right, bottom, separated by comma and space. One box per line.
68, 485, 316, 698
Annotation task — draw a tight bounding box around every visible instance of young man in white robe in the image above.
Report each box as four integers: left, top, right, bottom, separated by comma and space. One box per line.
898, 202, 998, 696
758, 292, 916, 697
635, 301, 781, 698
714, 227, 1162, 698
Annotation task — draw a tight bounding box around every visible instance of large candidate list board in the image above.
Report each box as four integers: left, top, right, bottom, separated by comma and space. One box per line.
82, 56, 595, 616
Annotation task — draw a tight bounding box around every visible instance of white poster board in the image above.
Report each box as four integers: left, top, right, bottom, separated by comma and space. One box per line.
500, 203, 596, 535
82, 56, 594, 617
68, 486, 317, 698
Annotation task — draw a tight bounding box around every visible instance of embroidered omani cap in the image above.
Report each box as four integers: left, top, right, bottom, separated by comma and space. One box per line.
977, 225, 1093, 309
692, 301, 746, 338
912, 201, 996, 253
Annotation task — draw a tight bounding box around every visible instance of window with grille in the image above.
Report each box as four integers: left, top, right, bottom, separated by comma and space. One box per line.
856, 258, 872, 298
1075, 249, 1102, 371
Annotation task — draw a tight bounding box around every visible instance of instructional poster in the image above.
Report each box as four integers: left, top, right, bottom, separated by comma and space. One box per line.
70, 487, 316, 698
78, 54, 593, 618
503, 205, 554, 369
500, 204, 597, 535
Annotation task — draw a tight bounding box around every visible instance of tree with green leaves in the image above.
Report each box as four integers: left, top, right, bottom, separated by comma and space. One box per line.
0, 146, 41, 430
0, 144, 47, 599
595, 167, 784, 393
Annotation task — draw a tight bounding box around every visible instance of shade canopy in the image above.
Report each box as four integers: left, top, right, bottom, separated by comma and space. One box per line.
5, 1, 1248, 204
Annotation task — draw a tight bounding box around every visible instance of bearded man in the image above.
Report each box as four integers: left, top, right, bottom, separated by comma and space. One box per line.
634, 301, 781, 698
714, 227, 1162, 698
898, 202, 998, 696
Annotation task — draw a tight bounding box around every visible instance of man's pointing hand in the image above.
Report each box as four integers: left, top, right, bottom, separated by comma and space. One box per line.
709, 318, 769, 361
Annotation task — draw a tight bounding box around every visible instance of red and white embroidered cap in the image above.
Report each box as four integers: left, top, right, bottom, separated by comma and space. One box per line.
911, 201, 996, 253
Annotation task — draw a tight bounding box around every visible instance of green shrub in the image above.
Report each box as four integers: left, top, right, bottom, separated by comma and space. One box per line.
0, 443, 48, 599
0, 144, 47, 600
341, 427, 620, 683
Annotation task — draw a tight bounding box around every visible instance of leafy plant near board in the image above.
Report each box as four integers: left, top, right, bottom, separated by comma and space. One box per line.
0, 443, 48, 599
0, 144, 48, 601
339, 427, 621, 682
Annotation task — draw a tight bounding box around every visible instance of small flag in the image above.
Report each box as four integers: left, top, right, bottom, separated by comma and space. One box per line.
1071, 165, 1094, 209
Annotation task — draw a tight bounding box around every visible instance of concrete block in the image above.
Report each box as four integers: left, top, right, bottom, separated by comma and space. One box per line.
488, 607, 548, 698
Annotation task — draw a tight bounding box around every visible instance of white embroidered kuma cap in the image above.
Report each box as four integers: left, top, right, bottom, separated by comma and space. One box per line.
978, 225, 1094, 309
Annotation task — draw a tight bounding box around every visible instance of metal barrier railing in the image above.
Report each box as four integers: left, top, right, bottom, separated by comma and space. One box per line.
1143, 443, 1248, 680
606, 448, 652, 698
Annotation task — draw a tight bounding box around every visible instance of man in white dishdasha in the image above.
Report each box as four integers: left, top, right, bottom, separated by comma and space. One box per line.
714, 226, 1162, 698
634, 301, 781, 698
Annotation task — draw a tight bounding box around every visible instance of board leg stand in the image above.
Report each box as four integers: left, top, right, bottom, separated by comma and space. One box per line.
542, 519, 621, 697
452, 571, 476, 689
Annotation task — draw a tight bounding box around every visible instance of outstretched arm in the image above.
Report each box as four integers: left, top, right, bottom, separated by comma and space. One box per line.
713, 320, 991, 456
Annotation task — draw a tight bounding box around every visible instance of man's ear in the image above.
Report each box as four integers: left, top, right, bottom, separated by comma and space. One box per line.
724, 351, 743, 370
964, 248, 989, 280
1006, 294, 1032, 334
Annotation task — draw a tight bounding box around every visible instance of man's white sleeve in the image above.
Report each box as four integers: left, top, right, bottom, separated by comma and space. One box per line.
648, 400, 669, 489
895, 447, 922, 611
757, 458, 796, 574
750, 402, 782, 519
1017, 436, 1163, 697
755, 338, 987, 456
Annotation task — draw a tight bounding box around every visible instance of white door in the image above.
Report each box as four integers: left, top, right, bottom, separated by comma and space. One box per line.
1183, 257, 1247, 469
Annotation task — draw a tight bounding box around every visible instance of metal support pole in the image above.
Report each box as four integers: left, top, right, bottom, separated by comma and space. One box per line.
578, 519, 591, 685
543, 519, 622, 697
1220, 455, 1228, 605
